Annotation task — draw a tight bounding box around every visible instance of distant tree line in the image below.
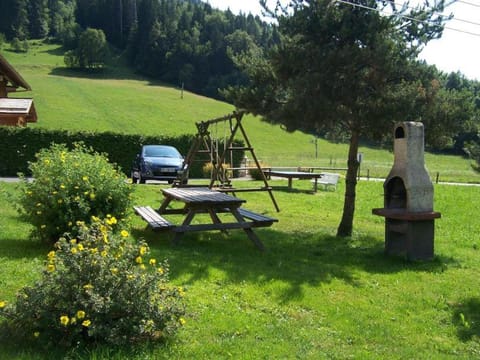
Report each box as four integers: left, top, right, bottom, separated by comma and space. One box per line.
0, 0, 279, 99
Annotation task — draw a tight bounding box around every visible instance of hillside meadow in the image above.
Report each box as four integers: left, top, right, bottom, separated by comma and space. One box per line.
1, 41, 480, 183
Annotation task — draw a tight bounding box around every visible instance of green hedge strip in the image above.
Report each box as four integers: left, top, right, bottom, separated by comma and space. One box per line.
0, 127, 244, 178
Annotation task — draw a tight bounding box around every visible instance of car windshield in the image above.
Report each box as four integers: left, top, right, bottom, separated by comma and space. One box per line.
143, 146, 181, 158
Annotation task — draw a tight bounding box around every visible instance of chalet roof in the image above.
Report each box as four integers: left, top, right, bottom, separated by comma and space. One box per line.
0, 98, 37, 125
0, 52, 31, 92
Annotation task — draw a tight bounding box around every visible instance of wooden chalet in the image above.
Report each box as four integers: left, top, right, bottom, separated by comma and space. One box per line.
0, 52, 37, 126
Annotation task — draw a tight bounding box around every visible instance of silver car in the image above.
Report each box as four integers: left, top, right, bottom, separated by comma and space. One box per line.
131, 145, 185, 184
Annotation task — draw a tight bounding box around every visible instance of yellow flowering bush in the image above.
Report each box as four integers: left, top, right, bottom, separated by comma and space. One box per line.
0, 219, 185, 348
17, 143, 132, 243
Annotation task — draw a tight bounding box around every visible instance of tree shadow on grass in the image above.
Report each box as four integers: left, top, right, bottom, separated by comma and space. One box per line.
452, 297, 480, 342
0, 238, 49, 259
48, 66, 175, 88
269, 185, 317, 195
132, 226, 458, 303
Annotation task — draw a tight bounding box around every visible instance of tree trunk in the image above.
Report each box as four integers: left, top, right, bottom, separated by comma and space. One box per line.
336, 129, 360, 237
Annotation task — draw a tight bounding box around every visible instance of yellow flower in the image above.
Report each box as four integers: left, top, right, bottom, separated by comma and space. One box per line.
135, 256, 143, 264
60, 315, 69, 326
77, 244, 84, 251
82, 176, 89, 181
149, 258, 156, 266
90, 193, 96, 200
121, 230, 129, 238
83, 284, 93, 290
70, 239, 77, 245
127, 274, 134, 280
33, 331, 40, 338
140, 264, 146, 270
106, 216, 117, 225
157, 267, 164, 275
0, 301, 6, 308
47, 251, 55, 259
179, 318, 186, 326
101, 250, 108, 257
44, 159, 50, 165
110, 267, 119, 275
71, 247, 78, 254
82, 319, 91, 327
76, 310, 86, 319
47, 264, 55, 272
91, 215, 100, 222
90, 247, 98, 254
60, 184, 66, 189
70, 317, 77, 325
178, 286, 185, 297
139, 246, 147, 256
102, 233, 109, 244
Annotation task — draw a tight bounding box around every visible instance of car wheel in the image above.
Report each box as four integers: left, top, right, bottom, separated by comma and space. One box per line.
139, 174, 146, 184
131, 172, 138, 184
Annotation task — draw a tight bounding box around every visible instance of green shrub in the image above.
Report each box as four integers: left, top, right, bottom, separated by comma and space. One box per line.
0, 219, 186, 348
17, 143, 132, 243
249, 161, 269, 180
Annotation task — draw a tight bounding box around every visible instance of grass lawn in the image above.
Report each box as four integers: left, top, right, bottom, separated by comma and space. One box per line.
1, 179, 480, 359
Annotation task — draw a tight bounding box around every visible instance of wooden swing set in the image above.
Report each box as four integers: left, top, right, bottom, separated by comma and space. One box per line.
173, 110, 280, 212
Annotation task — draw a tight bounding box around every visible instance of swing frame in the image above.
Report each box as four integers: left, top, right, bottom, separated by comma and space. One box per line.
174, 110, 280, 212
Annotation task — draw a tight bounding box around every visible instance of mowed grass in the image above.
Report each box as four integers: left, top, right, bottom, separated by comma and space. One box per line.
1, 42, 479, 183
1, 179, 480, 359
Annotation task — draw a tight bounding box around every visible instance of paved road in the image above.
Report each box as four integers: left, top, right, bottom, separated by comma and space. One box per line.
1, 177, 479, 187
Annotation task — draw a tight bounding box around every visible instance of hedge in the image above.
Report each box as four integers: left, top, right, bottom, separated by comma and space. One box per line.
0, 127, 244, 179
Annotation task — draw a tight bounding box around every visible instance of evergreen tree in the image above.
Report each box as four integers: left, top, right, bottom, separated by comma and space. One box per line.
29, 0, 50, 38
224, 0, 449, 237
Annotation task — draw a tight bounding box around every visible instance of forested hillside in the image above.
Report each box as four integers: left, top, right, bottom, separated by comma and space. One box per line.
1, 0, 480, 158
0, 0, 279, 99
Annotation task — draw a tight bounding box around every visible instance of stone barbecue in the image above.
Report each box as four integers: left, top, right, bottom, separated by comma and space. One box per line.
372, 122, 441, 260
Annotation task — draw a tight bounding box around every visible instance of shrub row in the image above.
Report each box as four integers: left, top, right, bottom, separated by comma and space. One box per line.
0, 127, 244, 178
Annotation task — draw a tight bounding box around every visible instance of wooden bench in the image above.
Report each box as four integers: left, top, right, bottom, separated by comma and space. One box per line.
237, 208, 278, 226
316, 172, 340, 191
133, 206, 175, 231
263, 170, 322, 192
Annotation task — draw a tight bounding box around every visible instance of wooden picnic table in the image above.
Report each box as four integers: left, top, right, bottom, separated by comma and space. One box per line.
134, 187, 277, 250
263, 170, 323, 192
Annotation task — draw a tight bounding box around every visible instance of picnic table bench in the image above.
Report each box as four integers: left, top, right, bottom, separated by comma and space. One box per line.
134, 187, 277, 250
316, 172, 340, 191
263, 170, 323, 192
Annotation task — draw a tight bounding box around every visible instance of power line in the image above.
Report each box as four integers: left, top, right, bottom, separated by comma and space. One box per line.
335, 0, 480, 37
391, 1, 480, 28
456, 0, 480, 8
